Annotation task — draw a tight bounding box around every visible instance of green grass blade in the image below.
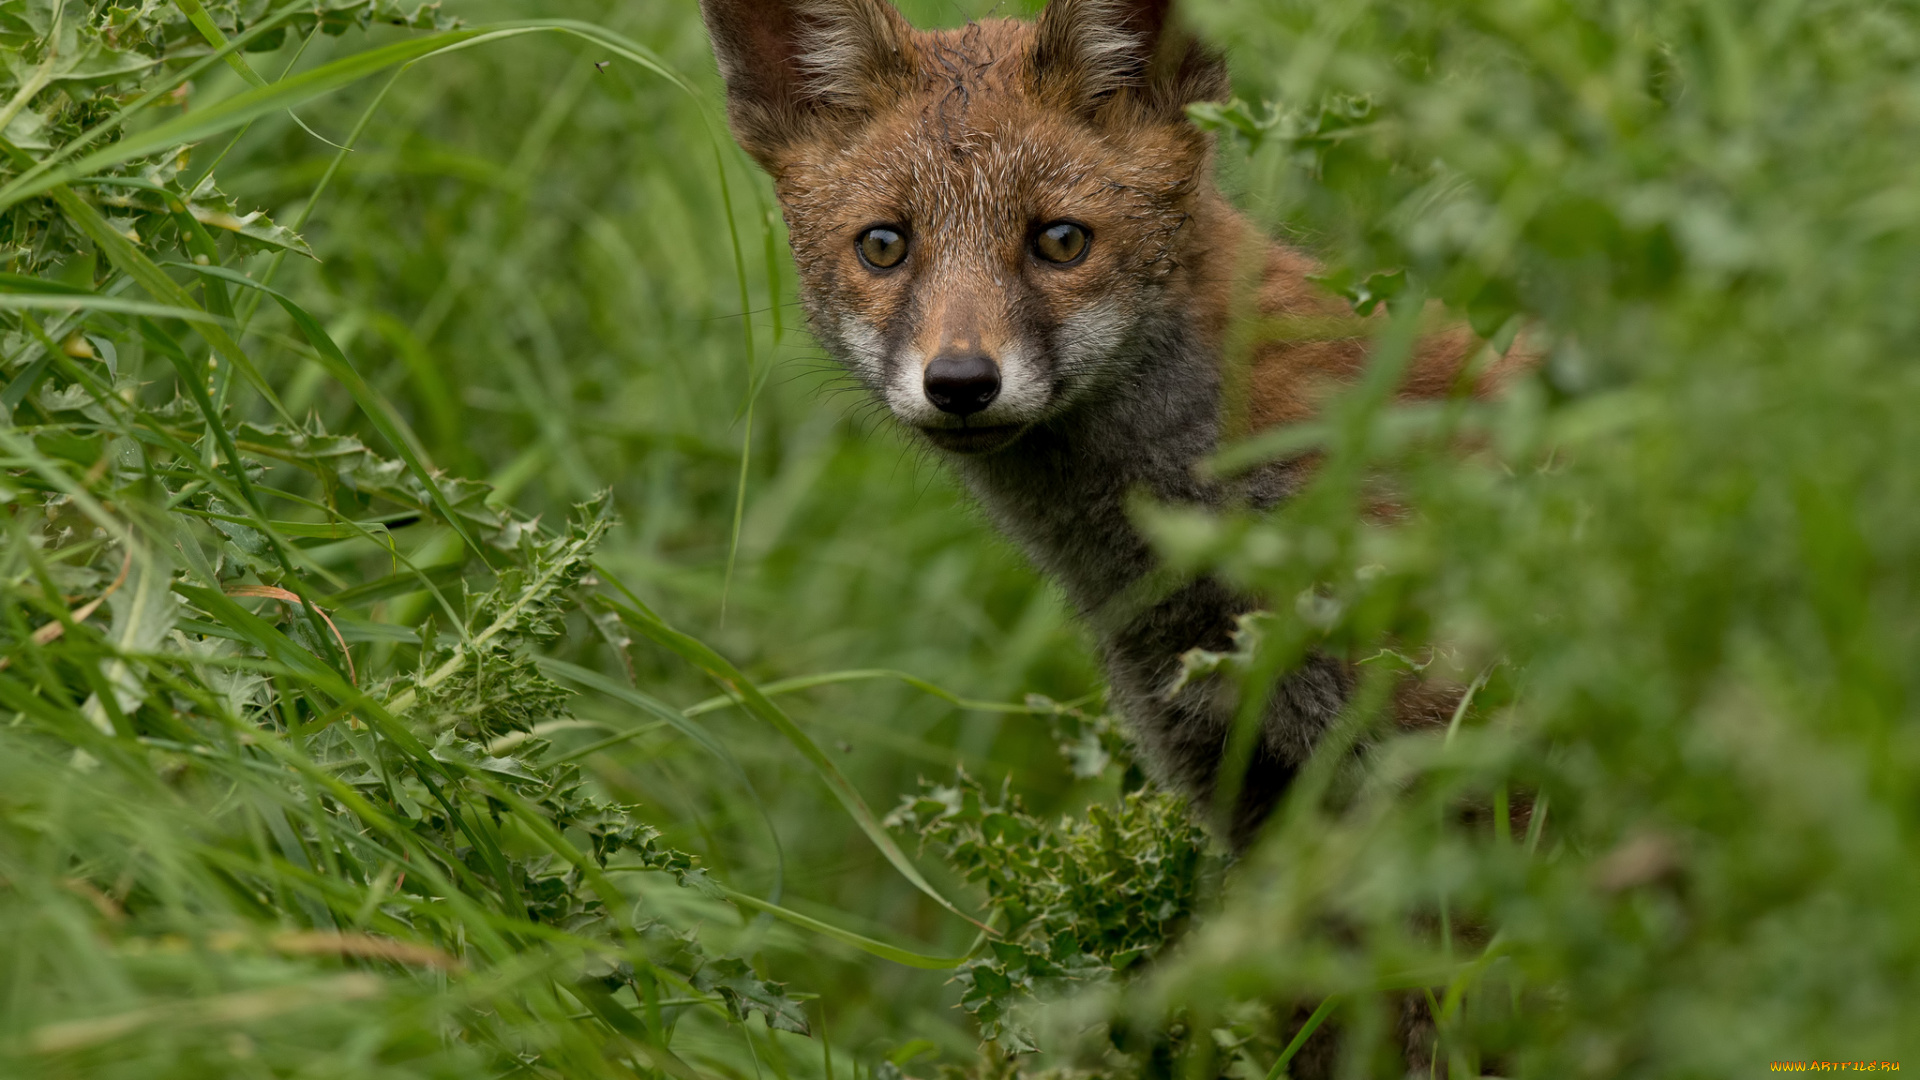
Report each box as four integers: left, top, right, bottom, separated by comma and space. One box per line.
536, 657, 732, 764
0, 293, 228, 321
176, 263, 492, 566
0, 30, 485, 211
173, 0, 269, 88
684, 668, 1072, 718
46, 186, 290, 422
1264, 997, 1339, 1080
0, 0, 311, 206
598, 595, 991, 932
537, 656, 787, 907
720, 889, 975, 970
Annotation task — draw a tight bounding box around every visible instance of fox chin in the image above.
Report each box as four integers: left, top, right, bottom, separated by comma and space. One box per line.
699, 0, 1512, 846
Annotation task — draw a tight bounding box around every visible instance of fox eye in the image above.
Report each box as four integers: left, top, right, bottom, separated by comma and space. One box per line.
857, 226, 908, 270
1033, 221, 1090, 266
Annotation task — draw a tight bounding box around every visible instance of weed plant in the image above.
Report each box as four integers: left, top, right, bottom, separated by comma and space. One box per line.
2, 0, 1917, 1078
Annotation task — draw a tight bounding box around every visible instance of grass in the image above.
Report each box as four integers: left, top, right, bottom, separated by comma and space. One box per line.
4, 0, 1919, 1076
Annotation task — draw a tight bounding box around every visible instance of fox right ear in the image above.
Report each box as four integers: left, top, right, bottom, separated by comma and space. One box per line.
1030, 0, 1227, 124
699, 0, 919, 169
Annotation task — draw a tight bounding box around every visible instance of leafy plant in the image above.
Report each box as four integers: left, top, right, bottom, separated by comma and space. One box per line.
889, 721, 1211, 1052
0, 3, 855, 1076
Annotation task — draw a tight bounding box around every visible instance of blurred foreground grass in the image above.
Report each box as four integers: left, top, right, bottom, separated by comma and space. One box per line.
3, 0, 1919, 1076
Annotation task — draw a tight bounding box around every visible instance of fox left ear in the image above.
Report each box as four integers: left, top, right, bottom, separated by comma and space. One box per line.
1029, 0, 1228, 123
700, 0, 919, 170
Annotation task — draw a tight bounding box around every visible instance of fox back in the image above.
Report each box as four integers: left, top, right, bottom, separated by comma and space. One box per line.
701, 0, 1487, 843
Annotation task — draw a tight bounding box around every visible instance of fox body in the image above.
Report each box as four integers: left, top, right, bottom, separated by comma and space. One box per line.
700, 0, 1485, 841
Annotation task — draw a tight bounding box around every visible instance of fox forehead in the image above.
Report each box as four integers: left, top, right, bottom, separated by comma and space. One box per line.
768, 19, 1204, 263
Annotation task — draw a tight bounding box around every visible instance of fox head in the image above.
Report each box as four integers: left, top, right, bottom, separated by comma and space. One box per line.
700, 0, 1231, 454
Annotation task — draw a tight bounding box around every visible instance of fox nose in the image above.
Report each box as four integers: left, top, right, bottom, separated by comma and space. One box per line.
924, 353, 1001, 415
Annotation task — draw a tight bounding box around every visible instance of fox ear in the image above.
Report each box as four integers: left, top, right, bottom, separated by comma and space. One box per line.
1029, 0, 1227, 123
699, 0, 919, 168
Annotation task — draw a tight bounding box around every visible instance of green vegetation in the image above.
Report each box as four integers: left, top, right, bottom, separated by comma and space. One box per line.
2, 0, 1916, 1077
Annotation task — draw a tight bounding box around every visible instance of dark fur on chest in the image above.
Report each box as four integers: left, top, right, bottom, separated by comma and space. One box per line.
950, 320, 1348, 845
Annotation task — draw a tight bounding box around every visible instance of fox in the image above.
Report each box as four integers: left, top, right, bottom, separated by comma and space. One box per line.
697, 0, 1507, 846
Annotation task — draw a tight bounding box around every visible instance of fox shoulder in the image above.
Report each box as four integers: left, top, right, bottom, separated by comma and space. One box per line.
1224, 243, 1534, 738
1238, 244, 1528, 432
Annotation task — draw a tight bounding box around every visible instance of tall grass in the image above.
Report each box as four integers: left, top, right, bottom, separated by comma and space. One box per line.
0, 1, 1092, 1074
3, 0, 1918, 1077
